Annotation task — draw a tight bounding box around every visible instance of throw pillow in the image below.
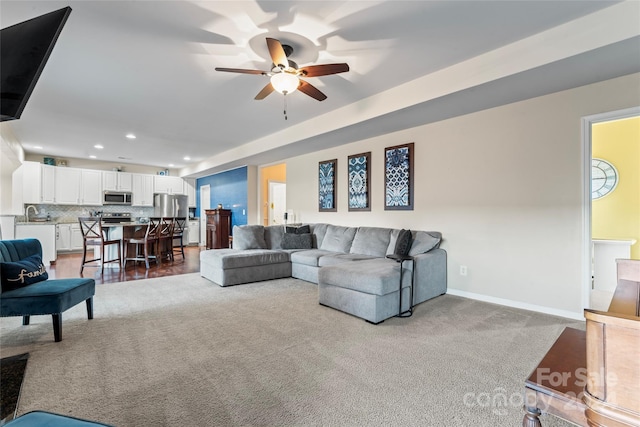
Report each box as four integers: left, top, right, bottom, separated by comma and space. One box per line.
1, 254, 48, 292
281, 233, 313, 250
232, 225, 267, 250
285, 225, 311, 234
408, 231, 442, 256
394, 229, 412, 257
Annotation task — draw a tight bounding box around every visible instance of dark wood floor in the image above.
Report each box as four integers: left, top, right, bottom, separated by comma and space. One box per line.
48, 246, 203, 285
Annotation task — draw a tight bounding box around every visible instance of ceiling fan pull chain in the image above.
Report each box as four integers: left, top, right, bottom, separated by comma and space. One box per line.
283, 93, 288, 120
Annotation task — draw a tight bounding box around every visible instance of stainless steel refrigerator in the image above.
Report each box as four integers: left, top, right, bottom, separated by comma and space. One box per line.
153, 194, 188, 218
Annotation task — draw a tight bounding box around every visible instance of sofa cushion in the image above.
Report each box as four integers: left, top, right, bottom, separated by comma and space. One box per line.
264, 225, 285, 250
200, 249, 289, 269
408, 231, 441, 256
1, 254, 49, 292
318, 253, 378, 267
290, 249, 337, 267
350, 227, 392, 257
319, 225, 357, 253
232, 225, 267, 250
281, 233, 313, 250
309, 223, 329, 248
319, 259, 405, 296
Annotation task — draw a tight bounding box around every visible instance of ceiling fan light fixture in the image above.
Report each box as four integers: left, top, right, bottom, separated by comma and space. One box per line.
271, 72, 299, 95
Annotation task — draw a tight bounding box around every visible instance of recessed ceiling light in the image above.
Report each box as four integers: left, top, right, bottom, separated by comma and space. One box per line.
183, 156, 190, 161
33, 146, 43, 150
125, 133, 136, 139
94, 144, 104, 149
89, 155, 97, 159
168, 164, 174, 167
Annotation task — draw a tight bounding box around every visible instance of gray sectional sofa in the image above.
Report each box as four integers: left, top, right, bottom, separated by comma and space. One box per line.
200, 223, 447, 323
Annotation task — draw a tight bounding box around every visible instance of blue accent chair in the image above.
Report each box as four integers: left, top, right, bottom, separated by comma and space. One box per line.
0, 239, 95, 342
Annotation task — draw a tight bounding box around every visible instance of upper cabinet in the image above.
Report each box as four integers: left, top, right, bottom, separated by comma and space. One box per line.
184, 178, 196, 207
12, 161, 55, 210
80, 169, 103, 205
54, 168, 103, 205
154, 175, 184, 195
132, 173, 154, 206
103, 171, 133, 192
54, 167, 81, 205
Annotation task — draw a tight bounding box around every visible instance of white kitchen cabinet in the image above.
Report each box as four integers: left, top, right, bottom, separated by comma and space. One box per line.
132, 174, 154, 206
54, 168, 102, 205
184, 178, 196, 207
41, 165, 56, 203
188, 220, 199, 245
16, 224, 57, 264
56, 224, 71, 251
80, 169, 103, 205
154, 175, 184, 195
12, 162, 56, 209
103, 171, 133, 192
54, 167, 81, 205
57, 223, 84, 252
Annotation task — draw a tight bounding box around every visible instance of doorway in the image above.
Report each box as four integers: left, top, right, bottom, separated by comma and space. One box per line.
268, 181, 286, 225
581, 106, 640, 310
200, 184, 210, 246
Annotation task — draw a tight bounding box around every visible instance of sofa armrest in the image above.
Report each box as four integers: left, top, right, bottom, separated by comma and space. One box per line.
412, 248, 447, 304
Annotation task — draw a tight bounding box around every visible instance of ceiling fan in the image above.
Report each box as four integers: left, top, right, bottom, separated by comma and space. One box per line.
215, 37, 349, 102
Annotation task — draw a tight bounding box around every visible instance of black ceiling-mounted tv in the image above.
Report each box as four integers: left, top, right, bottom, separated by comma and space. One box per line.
0, 6, 72, 122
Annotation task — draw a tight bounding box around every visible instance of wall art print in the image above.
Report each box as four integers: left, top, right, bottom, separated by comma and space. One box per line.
348, 152, 371, 212
318, 159, 337, 212
385, 142, 414, 210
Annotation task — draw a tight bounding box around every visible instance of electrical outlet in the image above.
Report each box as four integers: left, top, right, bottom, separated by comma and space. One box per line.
460, 266, 468, 276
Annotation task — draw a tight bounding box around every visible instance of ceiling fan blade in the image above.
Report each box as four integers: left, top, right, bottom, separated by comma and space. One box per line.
215, 67, 267, 75
255, 83, 275, 100
266, 38, 289, 69
299, 63, 349, 77
298, 80, 327, 101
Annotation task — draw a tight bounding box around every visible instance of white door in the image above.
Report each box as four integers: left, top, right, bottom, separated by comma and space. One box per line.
268, 182, 286, 225
200, 184, 210, 246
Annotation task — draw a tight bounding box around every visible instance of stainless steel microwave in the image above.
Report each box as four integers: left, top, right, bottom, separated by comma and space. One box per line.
103, 191, 132, 205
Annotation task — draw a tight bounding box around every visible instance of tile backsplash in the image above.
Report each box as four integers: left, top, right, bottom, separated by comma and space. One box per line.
19, 204, 155, 223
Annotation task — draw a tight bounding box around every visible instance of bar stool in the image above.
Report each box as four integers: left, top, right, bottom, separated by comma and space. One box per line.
156, 217, 174, 262
123, 218, 159, 269
172, 217, 187, 260
78, 217, 121, 274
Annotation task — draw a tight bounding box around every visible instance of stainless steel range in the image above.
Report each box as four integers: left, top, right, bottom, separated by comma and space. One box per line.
101, 212, 132, 223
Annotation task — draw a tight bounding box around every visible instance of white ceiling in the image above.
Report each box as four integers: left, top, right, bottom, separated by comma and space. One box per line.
1, 1, 639, 177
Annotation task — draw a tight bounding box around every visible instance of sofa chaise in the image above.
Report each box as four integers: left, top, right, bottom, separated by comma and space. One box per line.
200, 223, 447, 323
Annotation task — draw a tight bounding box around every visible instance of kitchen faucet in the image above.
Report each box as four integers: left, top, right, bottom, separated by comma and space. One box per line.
25, 205, 38, 222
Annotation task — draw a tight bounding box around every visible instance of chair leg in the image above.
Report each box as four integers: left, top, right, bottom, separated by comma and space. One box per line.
86, 297, 94, 319
100, 245, 105, 275
143, 242, 150, 269
80, 243, 87, 274
180, 236, 185, 259
52, 313, 62, 342
22, 315, 30, 325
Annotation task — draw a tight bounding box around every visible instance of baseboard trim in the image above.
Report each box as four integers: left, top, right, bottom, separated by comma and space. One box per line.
446, 289, 584, 321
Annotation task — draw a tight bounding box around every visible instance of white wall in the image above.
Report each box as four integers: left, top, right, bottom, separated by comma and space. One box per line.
284, 73, 640, 318
0, 124, 25, 214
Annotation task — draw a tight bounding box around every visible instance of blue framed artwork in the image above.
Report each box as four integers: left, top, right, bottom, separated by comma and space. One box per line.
385, 142, 414, 210
348, 152, 371, 212
318, 159, 337, 212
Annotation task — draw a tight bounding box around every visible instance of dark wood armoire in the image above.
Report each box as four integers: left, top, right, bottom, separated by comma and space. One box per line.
205, 209, 231, 249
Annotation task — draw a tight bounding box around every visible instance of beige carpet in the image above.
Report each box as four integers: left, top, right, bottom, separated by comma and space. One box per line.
0, 274, 583, 426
